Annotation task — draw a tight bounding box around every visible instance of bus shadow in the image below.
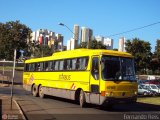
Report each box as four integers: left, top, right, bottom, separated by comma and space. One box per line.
44, 95, 160, 112
96, 102, 160, 112
45, 95, 79, 106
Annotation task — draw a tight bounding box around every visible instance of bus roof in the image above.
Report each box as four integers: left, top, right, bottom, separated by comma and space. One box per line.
25, 49, 133, 63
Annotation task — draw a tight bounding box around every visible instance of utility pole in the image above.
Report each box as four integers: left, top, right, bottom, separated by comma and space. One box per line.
11, 49, 16, 110
2, 59, 5, 84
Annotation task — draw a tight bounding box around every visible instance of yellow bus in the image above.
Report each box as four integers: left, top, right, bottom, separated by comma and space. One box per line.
23, 49, 138, 107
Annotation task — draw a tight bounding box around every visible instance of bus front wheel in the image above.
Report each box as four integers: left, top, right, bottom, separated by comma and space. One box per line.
79, 90, 86, 107
32, 85, 38, 97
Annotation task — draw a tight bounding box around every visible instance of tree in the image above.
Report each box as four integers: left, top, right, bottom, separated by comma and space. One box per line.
34, 44, 53, 58
78, 42, 88, 48
155, 39, 160, 59
26, 40, 53, 58
153, 39, 160, 72
78, 39, 107, 49
0, 21, 32, 60
125, 38, 152, 73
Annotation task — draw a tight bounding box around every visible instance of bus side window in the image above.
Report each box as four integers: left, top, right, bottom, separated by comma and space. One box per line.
76, 58, 80, 70
44, 62, 49, 71
67, 59, 71, 70
79, 57, 88, 70
85, 58, 89, 69
54, 61, 59, 71
48, 61, 53, 71
59, 60, 64, 70
51, 61, 55, 71
91, 57, 99, 80
29, 63, 35, 71
40, 62, 44, 71
28, 64, 31, 71
36, 63, 40, 71
25, 64, 29, 71
71, 59, 77, 70
63, 60, 67, 70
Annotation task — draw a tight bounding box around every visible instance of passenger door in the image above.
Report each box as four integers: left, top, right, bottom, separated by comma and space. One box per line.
89, 56, 100, 104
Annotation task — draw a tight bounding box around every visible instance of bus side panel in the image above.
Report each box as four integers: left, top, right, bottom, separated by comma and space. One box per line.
23, 71, 90, 100
31, 71, 90, 91
42, 87, 76, 100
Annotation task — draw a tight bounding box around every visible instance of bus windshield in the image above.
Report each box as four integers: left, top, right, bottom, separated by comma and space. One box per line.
101, 55, 136, 81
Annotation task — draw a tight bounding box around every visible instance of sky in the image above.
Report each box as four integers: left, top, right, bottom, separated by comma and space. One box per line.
0, 0, 160, 52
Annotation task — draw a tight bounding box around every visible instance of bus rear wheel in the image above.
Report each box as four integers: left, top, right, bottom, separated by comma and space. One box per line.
39, 85, 45, 98
32, 85, 38, 97
79, 90, 86, 107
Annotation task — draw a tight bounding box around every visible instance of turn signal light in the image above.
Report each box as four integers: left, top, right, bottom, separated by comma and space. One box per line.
101, 91, 106, 96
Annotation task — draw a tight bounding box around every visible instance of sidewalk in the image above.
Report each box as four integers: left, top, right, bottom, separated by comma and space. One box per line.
0, 81, 25, 120
0, 83, 55, 120
0, 95, 25, 120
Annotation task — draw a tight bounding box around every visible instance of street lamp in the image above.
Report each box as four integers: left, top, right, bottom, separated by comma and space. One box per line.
58, 23, 75, 36
58, 23, 79, 49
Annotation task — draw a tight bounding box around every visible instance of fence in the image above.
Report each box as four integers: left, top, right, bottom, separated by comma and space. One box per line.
0, 61, 24, 67
0, 61, 23, 85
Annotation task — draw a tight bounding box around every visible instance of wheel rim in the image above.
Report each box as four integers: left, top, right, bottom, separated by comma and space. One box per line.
32, 85, 38, 96
80, 93, 83, 105
39, 86, 43, 96
33, 86, 36, 94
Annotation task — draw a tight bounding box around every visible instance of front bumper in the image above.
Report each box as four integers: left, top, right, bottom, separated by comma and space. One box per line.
100, 95, 137, 105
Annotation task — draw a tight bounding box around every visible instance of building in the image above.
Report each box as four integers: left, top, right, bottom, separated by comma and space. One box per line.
103, 38, 113, 50
67, 38, 76, 50
67, 40, 71, 50
73, 24, 79, 41
95, 35, 104, 43
94, 36, 113, 50
118, 37, 126, 52
80, 27, 93, 49
89, 29, 93, 42
81, 27, 89, 43
73, 24, 80, 48
56, 34, 63, 51
30, 29, 63, 51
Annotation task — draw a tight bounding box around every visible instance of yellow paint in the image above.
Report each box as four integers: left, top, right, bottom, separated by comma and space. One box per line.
23, 49, 137, 99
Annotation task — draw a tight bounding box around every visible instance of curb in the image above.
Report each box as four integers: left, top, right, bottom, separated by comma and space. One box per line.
13, 99, 27, 120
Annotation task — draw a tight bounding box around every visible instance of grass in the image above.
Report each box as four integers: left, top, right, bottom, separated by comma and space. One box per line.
137, 97, 160, 105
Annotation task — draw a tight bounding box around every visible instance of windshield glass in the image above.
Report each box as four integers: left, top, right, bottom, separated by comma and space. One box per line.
150, 85, 157, 89
101, 55, 136, 81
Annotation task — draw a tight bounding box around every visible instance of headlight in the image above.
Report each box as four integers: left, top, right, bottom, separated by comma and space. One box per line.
134, 91, 137, 95
110, 92, 113, 96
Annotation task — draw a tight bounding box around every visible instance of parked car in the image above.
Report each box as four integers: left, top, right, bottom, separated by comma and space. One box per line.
143, 84, 160, 95
144, 80, 160, 85
141, 84, 158, 96
137, 80, 147, 85
138, 85, 151, 96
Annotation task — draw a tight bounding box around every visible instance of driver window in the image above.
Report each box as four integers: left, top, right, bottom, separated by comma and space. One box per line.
91, 57, 99, 80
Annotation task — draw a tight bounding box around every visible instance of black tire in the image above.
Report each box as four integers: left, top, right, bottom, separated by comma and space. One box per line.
32, 85, 38, 97
39, 85, 45, 98
79, 90, 86, 107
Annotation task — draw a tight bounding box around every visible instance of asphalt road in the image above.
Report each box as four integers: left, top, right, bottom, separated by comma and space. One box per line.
0, 86, 160, 120
0, 70, 160, 120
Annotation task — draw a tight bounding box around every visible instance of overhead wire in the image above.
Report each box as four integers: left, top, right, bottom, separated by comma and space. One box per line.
106, 21, 160, 38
